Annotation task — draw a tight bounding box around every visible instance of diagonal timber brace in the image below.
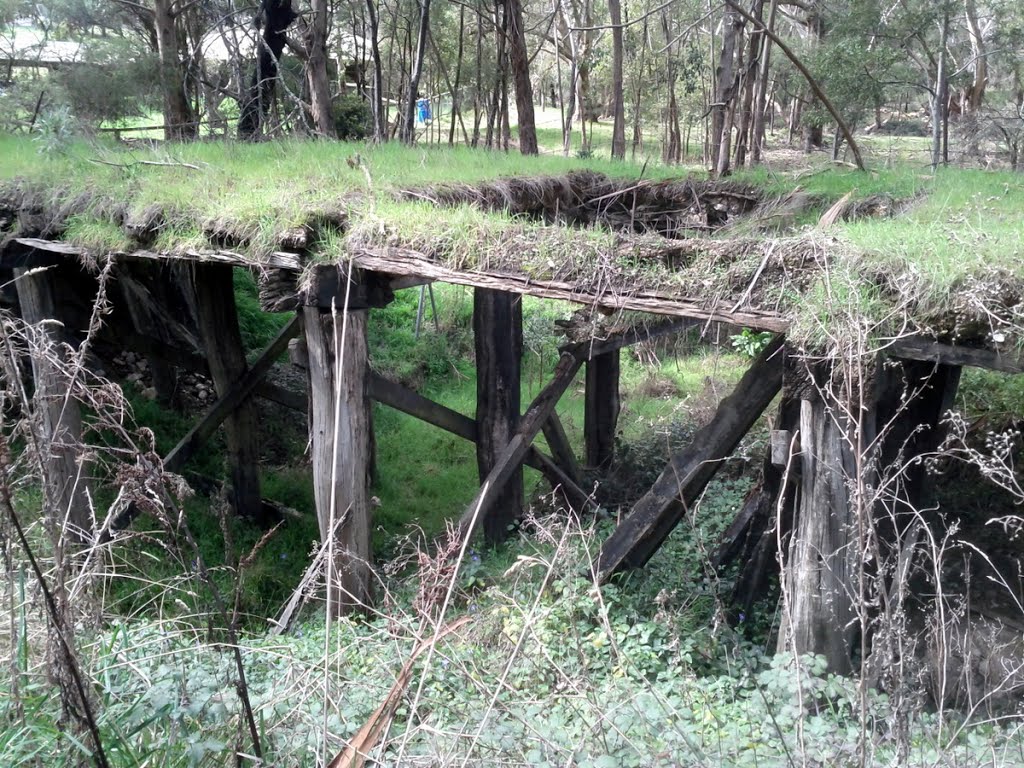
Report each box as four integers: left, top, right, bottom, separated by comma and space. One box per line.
594, 335, 785, 583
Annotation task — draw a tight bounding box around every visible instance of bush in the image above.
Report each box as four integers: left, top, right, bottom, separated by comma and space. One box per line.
333, 94, 372, 140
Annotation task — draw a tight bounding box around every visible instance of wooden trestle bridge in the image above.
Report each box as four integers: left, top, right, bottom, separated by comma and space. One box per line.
2, 188, 1021, 677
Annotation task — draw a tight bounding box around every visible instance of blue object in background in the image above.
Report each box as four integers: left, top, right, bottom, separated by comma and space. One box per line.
416, 98, 432, 124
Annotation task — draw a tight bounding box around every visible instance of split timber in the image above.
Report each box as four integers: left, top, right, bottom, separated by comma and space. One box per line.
2, 226, 1021, 631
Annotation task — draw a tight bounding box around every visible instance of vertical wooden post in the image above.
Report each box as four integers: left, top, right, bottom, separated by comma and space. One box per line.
584, 350, 620, 469
119, 262, 179, 405
473, 288, 523, 543
13, 267, 92, 543
192, 264, 264, 523
304, 306, 373, 615
780, 389, 858, 675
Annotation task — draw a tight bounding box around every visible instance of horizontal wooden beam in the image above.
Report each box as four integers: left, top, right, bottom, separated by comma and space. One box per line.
6, 238, 303, 271
368, 371, 596, 510
350, 246, 790, 333
888, 336, 1023, 375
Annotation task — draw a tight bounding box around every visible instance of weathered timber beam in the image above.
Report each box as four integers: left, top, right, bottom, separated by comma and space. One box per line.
458, 352, 585, 541
595, 335, 785, 583
562, 317, 700, 358
13, 266, 93, 543
888, 336, 1024, 375
163, 314, 301, 472
474, 288, 524, 543
350, 247, 789, 333
585, 350, 620, 469
367, 370, 593, 506
8, 238, 303, 271
542, 410, 583, 486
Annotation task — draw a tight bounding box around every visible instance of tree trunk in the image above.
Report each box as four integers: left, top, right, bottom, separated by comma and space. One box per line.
238, 0, 297, 140
304, 0, 336, 137
609, 0, 626, 159
733, 0, 763, 167
304, 307, 373, 615
473, 289, 523, 544
401, 0, 432, 144
505, 0, 537, 154
932, 9, 949, 171
366, 0, 385, 141
153, 0, 196, 140
751, 0, 778, 163
711, 2, 743, 175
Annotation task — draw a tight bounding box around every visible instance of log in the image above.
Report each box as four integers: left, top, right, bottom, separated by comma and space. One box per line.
192, 263, 266, 523
163, 314, 301, 473
304, 306, 373, 615
13, 266, 92, 543
595, 335, 785, 582
889, 336, 1023, 375
584, 349, 620, 468
473, 289, 524, 544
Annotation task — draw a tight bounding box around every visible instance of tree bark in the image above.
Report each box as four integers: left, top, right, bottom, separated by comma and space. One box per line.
153, 0, 196, 140
751, 0, 778, 163
711, 2, 744, 176
366, 0, 385, 141
506, 0, 537, 154
304, 307, 373, 615
304, 0, 336, 137
473, 289, 523, 544
401, 0, 432, 144
238, 0, 297, 140
609, 0, 626, 159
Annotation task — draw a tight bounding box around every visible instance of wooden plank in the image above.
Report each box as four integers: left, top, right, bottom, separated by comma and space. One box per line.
595, 335, 785, 582
164, 311, 300, 476
351, 247, 790, 332
474, 288, 525, 543
10, 237, 303, 271
13, 266, 93, 543
458, 351, 585, 542
888, 336, 1023, 375
304, 306, 373, 615
117, 262, 179, 405
584, 350, 620, 468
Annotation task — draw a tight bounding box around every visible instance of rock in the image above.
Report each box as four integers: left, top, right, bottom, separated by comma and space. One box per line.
126, 372, 142, 383
138, 359, 149, 370
141, 387, 158, 400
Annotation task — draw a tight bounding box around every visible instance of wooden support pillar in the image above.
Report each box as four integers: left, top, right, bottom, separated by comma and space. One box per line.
13, 267, 92, 543
192, 263, 264, 523
780, 388, 859, 675
118, 262, 180, 405
304, 306, 373, 615
584, 349, 620, 469
473, 288, 524, 544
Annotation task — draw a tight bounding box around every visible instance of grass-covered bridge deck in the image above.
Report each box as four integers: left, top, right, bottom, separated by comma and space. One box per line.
1, 136, 1022, 368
